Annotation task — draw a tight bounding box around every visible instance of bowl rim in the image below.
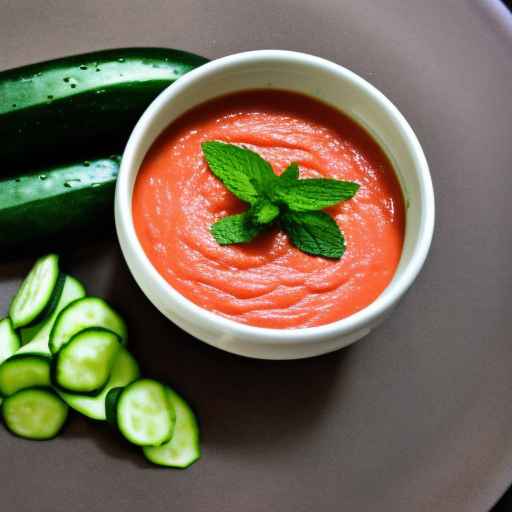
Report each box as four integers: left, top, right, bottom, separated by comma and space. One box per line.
115, 49, 435, 345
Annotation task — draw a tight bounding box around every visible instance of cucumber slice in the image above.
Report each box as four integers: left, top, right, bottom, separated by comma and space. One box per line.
2, 387, 68, 440
143, 387, 201, 468
0, 318, 21, 363
57, 346, 139, 420
20, 275, 86, 346
49, 296, 127, 354
115, 379, 176, 447
52, 328, 121, 394
0, 354, 51, 396
9, 254, 62, 328
17, 275, 86, 357
15, 337, 51, 357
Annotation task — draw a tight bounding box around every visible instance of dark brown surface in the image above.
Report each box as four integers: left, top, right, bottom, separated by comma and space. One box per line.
1, 1, 512, 511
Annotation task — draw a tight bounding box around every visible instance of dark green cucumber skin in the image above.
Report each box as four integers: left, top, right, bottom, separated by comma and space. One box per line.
105, 386, 124, 425
0, 48, 208, 172
0, 157, 120, 248
26, 270, 66, 328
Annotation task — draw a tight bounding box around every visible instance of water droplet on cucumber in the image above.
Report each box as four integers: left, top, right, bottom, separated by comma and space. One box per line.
79, 65, 88, 70
64, 179, 81, 188
63, 77, 78, 88
118, 58, 125, 63
39, 175, 48, 180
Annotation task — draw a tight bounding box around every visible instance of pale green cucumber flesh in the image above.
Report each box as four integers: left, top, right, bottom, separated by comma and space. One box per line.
2, 387, 68, 440
0, 318, 21, 363
57, 346, 139, 420
9, 254, 61, 328
20, 274, 86, 346
143, 387, 201, 468
50, 296, 127, 354
53, 328, 120, 394
116, 379, 176, 447
0, 354, 51, 396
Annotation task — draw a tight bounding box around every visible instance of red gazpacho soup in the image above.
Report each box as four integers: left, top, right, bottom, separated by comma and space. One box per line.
133, 90, 405, 329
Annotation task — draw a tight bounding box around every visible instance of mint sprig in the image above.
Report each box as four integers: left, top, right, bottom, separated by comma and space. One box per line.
202, 141, 359, 259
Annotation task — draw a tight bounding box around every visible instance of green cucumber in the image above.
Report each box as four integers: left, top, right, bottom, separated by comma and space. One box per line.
0, 252, 202, 462
112, 379, 176, 447
0, 48, 208, 171
52, 328, 121, 394
49, 296, 127, 354
20, 274, 86, 348
2, 387, 68, 440
0, 354, 51, 396
57, 346, 139, 420
143, 387, 201, 468
9, 254, 63, 328
0, 318, 21, 363
0, 158, 119, 248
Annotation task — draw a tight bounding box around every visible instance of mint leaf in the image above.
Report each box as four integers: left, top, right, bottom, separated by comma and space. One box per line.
274, 178, 359, 212
202, 141, 275, 204
280, 210, 345, 259
250, 199, 280, 225
203, 142, 358, 259
280, 163, 299, 181
211, 212, 264, 245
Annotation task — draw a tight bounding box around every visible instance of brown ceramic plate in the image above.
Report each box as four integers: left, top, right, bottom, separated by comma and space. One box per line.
1, 1, 511, 510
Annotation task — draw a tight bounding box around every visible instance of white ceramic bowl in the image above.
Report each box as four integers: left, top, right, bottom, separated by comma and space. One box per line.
115, 50, 434, 360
